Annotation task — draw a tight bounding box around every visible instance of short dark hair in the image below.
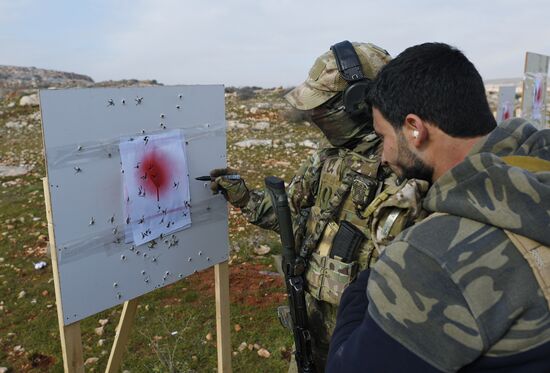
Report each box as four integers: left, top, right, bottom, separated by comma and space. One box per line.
368, 42, 496, 138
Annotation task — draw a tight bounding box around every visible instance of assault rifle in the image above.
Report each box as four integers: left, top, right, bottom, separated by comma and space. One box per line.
265, 176, 315, 373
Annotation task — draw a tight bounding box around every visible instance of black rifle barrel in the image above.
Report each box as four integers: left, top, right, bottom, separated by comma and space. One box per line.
264, 176, 295, 272
265, 176, 315, 373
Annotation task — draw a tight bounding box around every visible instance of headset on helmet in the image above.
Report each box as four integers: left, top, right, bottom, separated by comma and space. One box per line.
330, 40, 372, 120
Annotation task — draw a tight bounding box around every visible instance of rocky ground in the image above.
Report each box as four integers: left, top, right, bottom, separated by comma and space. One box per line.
0, 66, 548, 372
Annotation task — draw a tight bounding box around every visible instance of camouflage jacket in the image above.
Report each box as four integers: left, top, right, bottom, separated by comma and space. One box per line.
358, 118, 550, 372
242, 133, 427, 260
241, 132, 428, 370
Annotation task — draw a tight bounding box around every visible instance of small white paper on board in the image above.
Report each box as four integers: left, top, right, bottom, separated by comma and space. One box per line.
496, 85, 516, 124
532, 73, 544, 120
119, 130, 191, 245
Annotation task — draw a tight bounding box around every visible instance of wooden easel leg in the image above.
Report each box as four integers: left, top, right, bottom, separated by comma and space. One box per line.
215, 261, 232, 373
105, 299, 139, 373
43, 178, 84, 372
61, 322, 85, 373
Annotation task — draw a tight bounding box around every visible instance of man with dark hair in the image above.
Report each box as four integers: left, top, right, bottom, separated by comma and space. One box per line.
327, 42, 550, 372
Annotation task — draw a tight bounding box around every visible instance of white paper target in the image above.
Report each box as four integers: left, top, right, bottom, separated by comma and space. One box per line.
119, 130, 191, 245
40, 85, 228, 324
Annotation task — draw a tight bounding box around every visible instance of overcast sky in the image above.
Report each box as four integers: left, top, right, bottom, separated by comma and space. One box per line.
1, 0, 549, 87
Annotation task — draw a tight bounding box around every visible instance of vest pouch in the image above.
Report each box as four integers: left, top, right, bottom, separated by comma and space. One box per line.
329, 220, 365, 262
350, 175, 378, 217
370, 178, 429, 253
305, 252, 358, 305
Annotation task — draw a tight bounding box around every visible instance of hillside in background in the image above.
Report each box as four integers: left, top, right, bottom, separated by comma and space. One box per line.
0, 65, 94, 89
0, 65, 161, 91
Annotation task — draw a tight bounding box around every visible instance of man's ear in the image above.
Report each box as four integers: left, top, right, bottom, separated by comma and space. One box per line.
403, 114, 428, 149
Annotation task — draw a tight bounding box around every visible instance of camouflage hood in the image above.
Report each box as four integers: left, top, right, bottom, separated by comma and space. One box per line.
424, 118, 550, 246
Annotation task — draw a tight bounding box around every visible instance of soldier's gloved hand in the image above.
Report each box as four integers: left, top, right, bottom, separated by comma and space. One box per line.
210, 168, 250, 208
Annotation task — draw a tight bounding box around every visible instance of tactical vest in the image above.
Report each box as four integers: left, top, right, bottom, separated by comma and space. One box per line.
302, 148, 428, 306
278, 144, 428, 367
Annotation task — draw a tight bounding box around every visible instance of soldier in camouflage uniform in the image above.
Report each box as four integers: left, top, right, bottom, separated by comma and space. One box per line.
327, 42, 550, 372
211, 42, 428, 371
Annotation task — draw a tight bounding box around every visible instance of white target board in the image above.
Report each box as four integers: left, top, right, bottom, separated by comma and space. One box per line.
522, 52, 549, 129
40, 85, 228, 324
496, 85, 516, 124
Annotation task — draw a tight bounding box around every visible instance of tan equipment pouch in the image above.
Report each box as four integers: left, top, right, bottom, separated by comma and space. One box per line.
305, 207, 360, 305
500, 155, 550, 310
505, 231, 550, 311
305, 252, 358, 305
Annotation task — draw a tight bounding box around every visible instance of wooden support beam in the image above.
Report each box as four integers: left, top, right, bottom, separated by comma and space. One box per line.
215, 261, 232, 373
105, 299, 139, 373
43, 177, 85, 372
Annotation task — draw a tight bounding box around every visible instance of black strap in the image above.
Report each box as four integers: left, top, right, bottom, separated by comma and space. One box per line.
331, 40, 365, 82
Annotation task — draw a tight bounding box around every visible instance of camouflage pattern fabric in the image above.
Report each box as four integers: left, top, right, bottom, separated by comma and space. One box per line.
370, 178, 430, 253
210, 168, 250, 208
241, 133, 428, 371
306, 252, 358, 305
285, 42, 391, 110
367, 118, 550, 372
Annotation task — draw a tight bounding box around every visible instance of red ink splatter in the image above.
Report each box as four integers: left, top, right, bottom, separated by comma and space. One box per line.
535, 83, 542, 103
137, 149, 171, 201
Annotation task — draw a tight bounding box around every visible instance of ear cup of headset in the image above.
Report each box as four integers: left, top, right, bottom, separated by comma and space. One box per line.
331, 40, 373, 124
342, 80, 372, 120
